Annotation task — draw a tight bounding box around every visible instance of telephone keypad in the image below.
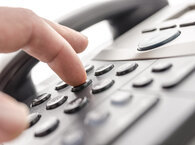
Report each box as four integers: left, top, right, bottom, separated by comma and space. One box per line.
11, 57, 195, 145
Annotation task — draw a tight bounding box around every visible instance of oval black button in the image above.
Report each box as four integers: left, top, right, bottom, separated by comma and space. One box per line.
71, 79, 92, 92
116, 62, 138, 76
85, 64, 94, 73
28, 113, 41, 128
92, 79, 115, 94
46, 95, 68, 110
132, 77, 153, 88
35, 118, 59, 137
55, 81, 69, 91
95, 64, 114, 76
31, 93, 51, 107
64, 97, 88, 114
138, 30, 181, 51
152, 62, 172, 73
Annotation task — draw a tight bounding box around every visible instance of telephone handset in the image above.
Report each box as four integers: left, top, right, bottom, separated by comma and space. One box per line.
0, 0, 167, 100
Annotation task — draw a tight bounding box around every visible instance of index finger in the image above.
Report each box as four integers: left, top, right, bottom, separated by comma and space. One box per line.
0, 7, 87, 86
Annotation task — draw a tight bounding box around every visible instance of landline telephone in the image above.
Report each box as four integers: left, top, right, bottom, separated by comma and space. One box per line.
3, 0, 195, 145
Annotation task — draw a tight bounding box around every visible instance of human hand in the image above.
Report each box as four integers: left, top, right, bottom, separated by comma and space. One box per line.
0, 7, 88, 143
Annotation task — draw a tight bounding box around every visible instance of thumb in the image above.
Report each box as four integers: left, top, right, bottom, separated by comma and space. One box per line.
0, 92, 29, 143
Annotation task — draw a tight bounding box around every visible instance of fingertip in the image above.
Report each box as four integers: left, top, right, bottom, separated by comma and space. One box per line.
76, 33, 89, 53
67, 68, 87, 86
56, 59, 87, 87
47, 41, 88, 87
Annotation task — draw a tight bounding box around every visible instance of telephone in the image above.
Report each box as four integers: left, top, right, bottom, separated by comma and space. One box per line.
4, 0, 195, 145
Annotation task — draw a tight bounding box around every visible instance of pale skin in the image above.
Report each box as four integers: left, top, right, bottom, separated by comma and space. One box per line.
0, 7, 88, 143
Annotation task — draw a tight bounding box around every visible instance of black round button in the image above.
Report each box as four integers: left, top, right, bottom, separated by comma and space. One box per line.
116, 62, 138, 76
95, 64, 114, 76
64, 97, 88, 114
85, 64, 94, 73
31, 93, 51, 107
92, 79, 115, 94
28, 113, 41, 128
55, 81, 69, 91
46, 95, 68, 110
35, 118, 59, 137
138, 30, 181, 51
71, 79, 92, 92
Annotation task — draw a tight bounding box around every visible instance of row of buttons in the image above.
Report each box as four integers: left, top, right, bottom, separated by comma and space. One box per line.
54, 62, 174, 95
132, 63, 195, 89
94, 62, 138, 77
142, 25, 177, 33
28, 91, 133, 138
142, 21, 195, 33
32, 93, 88, 112
54, 63, 138, 93
31, 79, 114, 111
54, 64, 95, 91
